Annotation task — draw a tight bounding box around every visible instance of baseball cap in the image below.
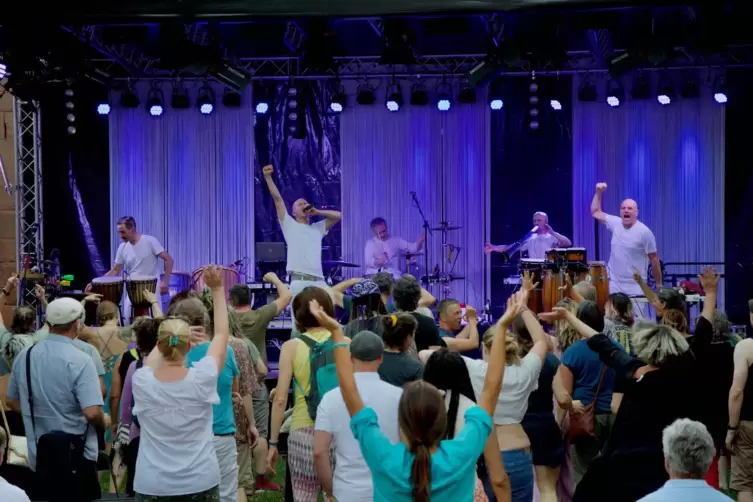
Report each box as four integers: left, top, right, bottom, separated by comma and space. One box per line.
46, 297, 85, 326
350, 330, 384, 362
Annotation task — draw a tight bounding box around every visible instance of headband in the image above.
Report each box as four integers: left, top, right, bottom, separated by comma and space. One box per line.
390, 314, 397, 327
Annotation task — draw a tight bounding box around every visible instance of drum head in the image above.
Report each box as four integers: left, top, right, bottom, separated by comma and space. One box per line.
128, 275, 157, 282
92, 276, 123, 284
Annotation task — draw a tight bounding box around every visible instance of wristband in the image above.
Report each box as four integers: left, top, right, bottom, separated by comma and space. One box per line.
269, 440, 278, 447
729, 425, 739, 430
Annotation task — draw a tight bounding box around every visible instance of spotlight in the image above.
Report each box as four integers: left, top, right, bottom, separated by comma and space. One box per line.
253, 82, 270, 114
120, 89, 140, 109
436, 81, 452, 111
713, 77, 728, 104
223, 90, 242, 108
147, 86, 165, 117
578, 81, 597, 102
171, 84, 190, 109
356, 83, 376, 105
488, 79, 503, 111
97, 103, 111, 115
657, 80, 675, 106
197, 84, 215, 115
386, 82, 403, 112
329, 84, 346, 113
458, 83, 477, 104
631, 74, 651, 100
410, 83, 429, 106
606, 80, 624, 108
0, 62, 7, 80
67, 126, 76, 135
550, 99, 562, 111
490, 98, 504, 111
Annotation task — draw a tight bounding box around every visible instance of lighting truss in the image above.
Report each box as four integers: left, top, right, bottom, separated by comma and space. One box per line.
13, 97, 44, 313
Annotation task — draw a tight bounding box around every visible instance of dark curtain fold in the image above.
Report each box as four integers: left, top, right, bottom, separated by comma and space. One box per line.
254, 81, 342, 261
41, 83, 110, 290
489, 76, 574, 315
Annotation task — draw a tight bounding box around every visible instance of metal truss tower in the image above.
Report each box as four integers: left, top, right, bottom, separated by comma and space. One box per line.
13, 97, 44, 310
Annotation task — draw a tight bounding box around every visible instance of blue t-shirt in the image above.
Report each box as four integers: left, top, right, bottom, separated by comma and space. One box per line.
438, 327, 454, 338
186, 343, 239, 434
561, 339, 615, 414
351, 405, 492, 502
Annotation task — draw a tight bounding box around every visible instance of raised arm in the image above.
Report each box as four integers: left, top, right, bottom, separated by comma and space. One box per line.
591, 182, 608, 222
418, 287, 436, 307
310, 207, 342, 230
263, 272, 293, 315
143, 290, 163, 319
203, 266, 230, 372
263, 165, 287, 223
442, 307, 479, 352
632, 267, 658, 305
521, 271, 553, 360
698, 266, 720, 323
547, 226, 572, 247
0, 275, 17, 327
478, 291, 525, 416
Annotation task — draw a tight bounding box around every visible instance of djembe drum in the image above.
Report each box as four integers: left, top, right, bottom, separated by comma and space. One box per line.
126, 275, 158, 317
91, 276, 124, 305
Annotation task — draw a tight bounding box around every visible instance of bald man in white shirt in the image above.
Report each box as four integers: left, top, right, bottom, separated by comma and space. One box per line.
484, 211, 572, 260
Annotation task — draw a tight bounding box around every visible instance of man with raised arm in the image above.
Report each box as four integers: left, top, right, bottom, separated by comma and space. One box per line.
262, 165, 342, 298
590, 182, 662, 298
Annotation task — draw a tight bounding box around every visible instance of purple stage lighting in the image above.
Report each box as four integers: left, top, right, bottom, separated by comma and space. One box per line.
386, 99, 400, 112
0, 63, 6, 79
550, 99, 562, 111
97, 103, 111, 115
714, 92, 728, 104
437, 95, 451, 111
606, 96, 620, 107
149, 104, 164, 116
657, 94, 671, 106
200, 103, 214, 115
490, 99, 504, 110
256, 102, 269, 114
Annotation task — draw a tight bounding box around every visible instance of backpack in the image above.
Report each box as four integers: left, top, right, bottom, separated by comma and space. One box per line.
293, 335, 340, 420
614, 323, 634, 355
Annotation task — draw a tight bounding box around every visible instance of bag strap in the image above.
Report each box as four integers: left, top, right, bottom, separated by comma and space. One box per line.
591, 364, 608, 406
26, 345, 36, 441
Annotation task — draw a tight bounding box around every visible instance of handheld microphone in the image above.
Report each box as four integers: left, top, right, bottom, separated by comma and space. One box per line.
530, 226, 538, 234
303, 204, 315, 213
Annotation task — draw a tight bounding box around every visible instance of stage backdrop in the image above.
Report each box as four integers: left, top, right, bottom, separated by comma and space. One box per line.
340, 81, 490, 307
109, 83, 255, 279
571, 72, 726, 308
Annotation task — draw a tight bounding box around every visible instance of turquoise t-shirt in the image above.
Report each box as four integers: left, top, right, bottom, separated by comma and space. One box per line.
350, 405, 492, 502
186, 343, 239, 434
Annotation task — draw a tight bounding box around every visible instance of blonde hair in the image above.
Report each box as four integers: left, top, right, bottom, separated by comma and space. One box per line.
632, 320, 689, 366
661, 309, 689, 336
96, 300, 120, 326
554, 298, 580, 351
158, 317, 191, 361
482, 327, 521, 366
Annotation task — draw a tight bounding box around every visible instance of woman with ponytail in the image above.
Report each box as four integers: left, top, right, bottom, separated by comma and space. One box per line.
131, 265, 229, 501
378, 313, 423, 387
309, 289, 527, 501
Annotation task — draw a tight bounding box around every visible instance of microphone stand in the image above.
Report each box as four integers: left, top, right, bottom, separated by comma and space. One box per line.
410, 192, 432, 290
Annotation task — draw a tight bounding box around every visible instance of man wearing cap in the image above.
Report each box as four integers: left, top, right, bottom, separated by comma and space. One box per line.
5, 298, 109, 501
313, 331, 403, 502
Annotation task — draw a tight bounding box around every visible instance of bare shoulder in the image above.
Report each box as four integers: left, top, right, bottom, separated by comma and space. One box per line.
735, 338, 753, 357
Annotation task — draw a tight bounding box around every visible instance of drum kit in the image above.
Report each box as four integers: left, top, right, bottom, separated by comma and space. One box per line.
519, 247, 609, 313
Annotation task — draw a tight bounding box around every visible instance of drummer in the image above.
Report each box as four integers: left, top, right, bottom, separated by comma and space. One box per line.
100, 216, 174, 318
364, 217, 426, 279
484, 211, 572, 260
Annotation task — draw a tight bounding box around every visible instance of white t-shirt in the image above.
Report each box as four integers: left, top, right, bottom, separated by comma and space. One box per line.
463, 353, 542, 425
315, 372, 403, 502
281, 213, 328, 279
132, 355, 221, 496
604, 214, 658, 295
521, 233, 559, 260
364, 236, 419, 276
0, 478, 31, 502
115, 234, 165, 278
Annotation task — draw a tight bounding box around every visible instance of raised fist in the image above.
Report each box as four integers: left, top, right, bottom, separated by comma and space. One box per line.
596, 182, 607, 193
262, 165, 274, 176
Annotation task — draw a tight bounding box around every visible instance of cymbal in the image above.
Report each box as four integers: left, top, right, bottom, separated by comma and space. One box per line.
322, 260, 360, 268
431, 225, 463, 231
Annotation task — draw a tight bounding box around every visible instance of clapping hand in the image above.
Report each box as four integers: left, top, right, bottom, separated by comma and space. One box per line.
309, 299, 341, 331
521, 271, 540, 293
262, 165, 274, 177
464, 305, 478, 322
698, 266, 720, 292
34, 283, 46, 299
5, 274, 18, 290
202, 265, 224, 291
143, 290, 158, 305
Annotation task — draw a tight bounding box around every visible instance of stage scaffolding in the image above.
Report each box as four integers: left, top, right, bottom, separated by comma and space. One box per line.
13, 98, 44, 313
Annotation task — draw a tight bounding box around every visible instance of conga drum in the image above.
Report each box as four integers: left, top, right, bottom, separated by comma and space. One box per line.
543, 268, 588, 313
126, 275, 158, 317
519, 259, 545, 313
588, 261, 610, 310
91, 277, 124, 305
565, 247, 587, 266
191, 266, 240, 298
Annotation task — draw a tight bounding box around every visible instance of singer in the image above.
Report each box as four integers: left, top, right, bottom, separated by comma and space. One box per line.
484, 211, 571, 259
364, 217, 425, 279
262, 164, 341, 298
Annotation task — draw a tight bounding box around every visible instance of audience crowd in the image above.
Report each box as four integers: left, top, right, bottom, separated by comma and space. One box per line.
0, 260, 751, 502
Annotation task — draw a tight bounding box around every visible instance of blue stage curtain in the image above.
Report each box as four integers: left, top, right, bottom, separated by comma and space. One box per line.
571, 72, 726, 310
339, 80, 490, 307
253, 81, 342, 276
109, 83, 255, 280
489, 76, 574, 315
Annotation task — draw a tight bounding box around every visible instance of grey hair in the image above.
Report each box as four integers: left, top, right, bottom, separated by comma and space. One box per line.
533, 211, 548, 221
573, 281, 597, 302
632, 320, 689, 366
662, 418, 715, 478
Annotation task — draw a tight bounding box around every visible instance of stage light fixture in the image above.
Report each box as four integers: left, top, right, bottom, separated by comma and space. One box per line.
197, 84, 215, 115
436, 80, 452, 111
223, 89, 242, 108
253, 82, 270, 114
120, 89, 140, 108
488, 79, 503, 111
329, 83, 346, 113
490, 98, 504, 111
713, 77, 728, 104
657, 79, 675, 106
578, 81, 597, 102
147, 86, 165, 117
171, 83, 190, 109
97, 103, 111, 115
356, 83, 376, 105
680, 78, 700, 99
606, 80, 624, 108
458, 83, 477, 104
631, 74, 651, 100
550, 99, 562, 111
386, 82, 403, 112
0, 62, 7, 80
410, 83, 429, 106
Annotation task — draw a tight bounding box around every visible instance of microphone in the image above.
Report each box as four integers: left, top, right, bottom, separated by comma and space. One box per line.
529, 226, 538, 234
304, 204, 315, 213
230, 259, 244, 267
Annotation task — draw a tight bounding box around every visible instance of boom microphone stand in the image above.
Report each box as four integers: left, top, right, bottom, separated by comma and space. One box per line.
410, 191, 432, 289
